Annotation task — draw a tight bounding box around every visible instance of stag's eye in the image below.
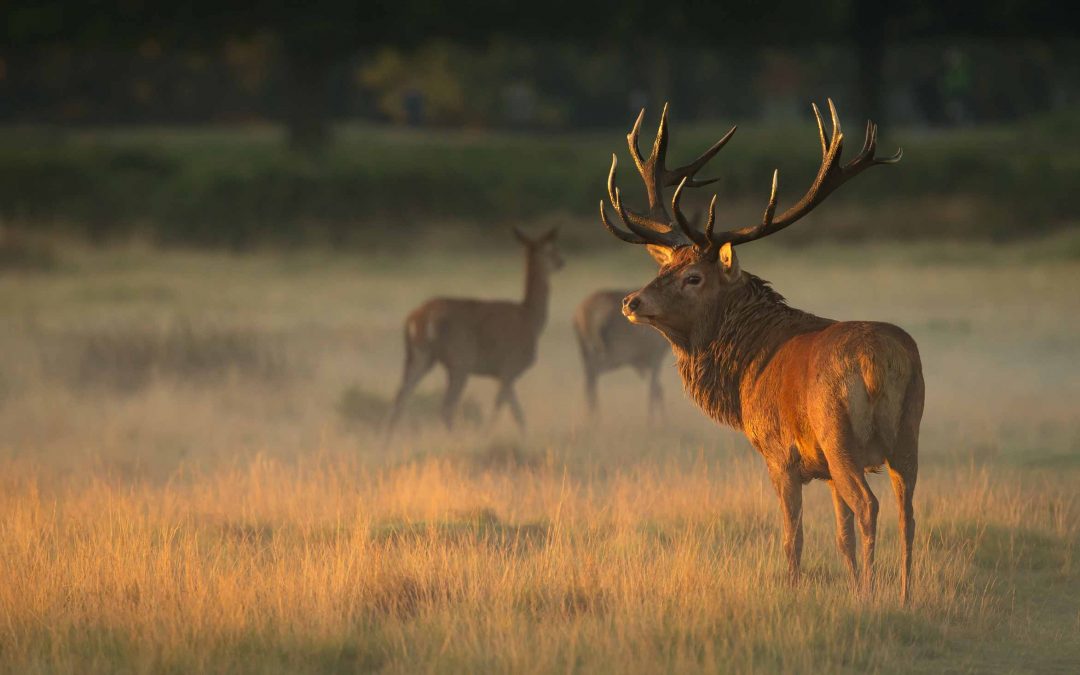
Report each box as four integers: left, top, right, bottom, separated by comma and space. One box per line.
684, 273, 702, 287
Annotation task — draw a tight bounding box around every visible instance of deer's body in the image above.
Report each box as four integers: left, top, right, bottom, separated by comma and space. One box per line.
386, 228, 562, 432
598, 100, 922, 602
660, 259, 923, 596
573, 289, 669, 417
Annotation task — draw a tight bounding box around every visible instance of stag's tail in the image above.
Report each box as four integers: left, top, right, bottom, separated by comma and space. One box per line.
855, 329, 919, 449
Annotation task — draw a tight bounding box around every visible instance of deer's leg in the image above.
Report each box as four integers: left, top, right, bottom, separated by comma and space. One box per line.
489, 381, 514, 430
489, 390, 504, 428
833, 469, 879, 595
490, 382, 525, 432
829, 481, 858, 585
769, 465, 804, 585
502, 384, 526, 432
385, 346, 435, 435
584, 364, 599, 417
441, 369, 467, 430
888, 459, 917, 605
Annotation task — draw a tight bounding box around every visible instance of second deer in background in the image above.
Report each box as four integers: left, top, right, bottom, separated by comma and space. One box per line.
573, 289, 669, 421
385, 227, 563, 434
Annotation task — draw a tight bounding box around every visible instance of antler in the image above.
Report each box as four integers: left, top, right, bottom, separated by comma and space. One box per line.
599, 104, 736, 248
600, 99, 902, 257
704, 99, 902, 254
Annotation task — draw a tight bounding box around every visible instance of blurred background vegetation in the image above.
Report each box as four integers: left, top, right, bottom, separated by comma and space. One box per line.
0, 1, 1076, 250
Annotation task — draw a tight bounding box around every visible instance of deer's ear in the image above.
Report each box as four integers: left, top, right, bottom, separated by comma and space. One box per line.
646, 244, 674, 266
513, 227, 531, 245
541, 226, 559, 242
717, 242, 740, 276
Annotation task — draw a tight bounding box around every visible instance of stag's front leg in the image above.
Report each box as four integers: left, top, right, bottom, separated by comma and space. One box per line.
769, 465, 804, 585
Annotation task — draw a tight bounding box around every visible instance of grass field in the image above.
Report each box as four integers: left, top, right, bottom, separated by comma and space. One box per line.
0, 233, 1078, 673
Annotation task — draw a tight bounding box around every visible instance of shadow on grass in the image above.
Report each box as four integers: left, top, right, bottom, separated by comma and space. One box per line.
931, 523, 1070, 572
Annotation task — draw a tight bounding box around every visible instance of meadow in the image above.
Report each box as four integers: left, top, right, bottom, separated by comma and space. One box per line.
0, 231, 1078, 673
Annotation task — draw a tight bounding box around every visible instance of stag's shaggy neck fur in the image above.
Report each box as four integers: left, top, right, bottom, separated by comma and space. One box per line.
522, 248, 551, 332
672, 272, 833, 429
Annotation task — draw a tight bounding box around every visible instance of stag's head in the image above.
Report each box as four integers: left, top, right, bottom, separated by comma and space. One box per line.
601, 101, 901, 343
515, 226, 564, 274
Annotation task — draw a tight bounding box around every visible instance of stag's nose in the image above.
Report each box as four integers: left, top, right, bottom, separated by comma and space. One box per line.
623, 293, 640, 313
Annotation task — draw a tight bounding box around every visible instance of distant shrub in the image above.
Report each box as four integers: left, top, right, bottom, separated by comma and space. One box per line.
0, 230, 57, 272
46, 321, 291, 392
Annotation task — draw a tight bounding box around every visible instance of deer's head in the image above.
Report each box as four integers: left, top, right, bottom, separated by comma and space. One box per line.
515, 226, 564, 274
601, 101, 901, 345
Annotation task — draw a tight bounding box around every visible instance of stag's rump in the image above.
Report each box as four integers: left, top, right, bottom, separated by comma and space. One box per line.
405, 298, 539, 377
804, 321, 923, 469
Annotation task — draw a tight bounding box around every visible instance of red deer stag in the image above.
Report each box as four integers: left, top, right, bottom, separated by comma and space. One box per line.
599, 101, 923, 603
385, 227, 563, 433
573, 289, 669, 420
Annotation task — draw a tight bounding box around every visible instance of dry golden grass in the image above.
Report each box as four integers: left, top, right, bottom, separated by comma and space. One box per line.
0, 233, 1078, 673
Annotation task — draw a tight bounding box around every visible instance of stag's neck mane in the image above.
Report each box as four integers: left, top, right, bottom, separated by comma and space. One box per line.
522, 249, 550, 332
672, 272, 833, 430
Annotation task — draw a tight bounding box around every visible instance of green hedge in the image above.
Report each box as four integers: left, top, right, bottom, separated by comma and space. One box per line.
1, 118, 1075, 248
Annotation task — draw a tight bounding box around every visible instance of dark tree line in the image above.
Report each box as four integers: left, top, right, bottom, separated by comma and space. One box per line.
2, 1, 1075, 148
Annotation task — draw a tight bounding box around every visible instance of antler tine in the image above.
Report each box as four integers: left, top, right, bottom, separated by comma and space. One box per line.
603, 155, 684, 247
703, 194, 718, 241
627, 108, 647, 171
599, 103, 739, 250
616, 187, 680, 243
599, 201, 649, 244
665, 125, 737, 188
812, 103, 828, 158
671, 177, 712, 248
651, 103, 670, 171
762, 169, 779, 226
708, 100, 901, 248
607, 154, 679, 241
827, 98, 843, 145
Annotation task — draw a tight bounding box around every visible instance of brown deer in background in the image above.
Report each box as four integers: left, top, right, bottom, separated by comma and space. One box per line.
599, 101, 923, 603
573, 289, 669, 420
385, 227, 563, 433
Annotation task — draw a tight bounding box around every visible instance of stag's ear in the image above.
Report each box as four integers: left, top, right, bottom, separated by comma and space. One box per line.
717, 242, 740, 277
646, 244, 674, 266
513, 226, 532, 245
541, 226, 559, 242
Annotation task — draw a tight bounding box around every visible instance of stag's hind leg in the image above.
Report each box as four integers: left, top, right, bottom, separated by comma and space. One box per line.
831, 468, 879, 595
829, 481, 858, 585
888, 455, 917, 605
